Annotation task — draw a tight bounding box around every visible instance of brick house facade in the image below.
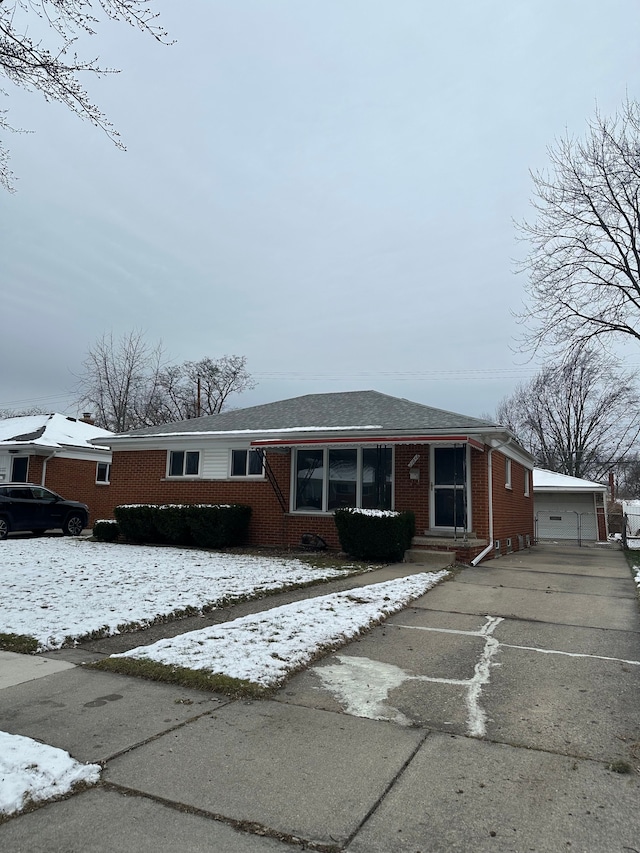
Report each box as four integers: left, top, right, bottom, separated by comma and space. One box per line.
0, 413, 113, 525
96, 391, 535, 563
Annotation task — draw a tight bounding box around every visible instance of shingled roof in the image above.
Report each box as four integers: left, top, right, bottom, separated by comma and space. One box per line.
117, 391, 499, 438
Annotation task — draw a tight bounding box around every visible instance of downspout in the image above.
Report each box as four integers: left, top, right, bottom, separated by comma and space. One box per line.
40, 450, 58, 487
471, 436, 512, 567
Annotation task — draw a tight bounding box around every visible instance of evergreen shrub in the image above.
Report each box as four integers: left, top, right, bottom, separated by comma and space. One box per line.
334, 508, 416, 562
92, 520, 120, 542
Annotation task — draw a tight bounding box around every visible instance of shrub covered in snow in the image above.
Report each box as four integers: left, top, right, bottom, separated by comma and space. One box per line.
334, 507, 415, 562
113, 504, 252, 549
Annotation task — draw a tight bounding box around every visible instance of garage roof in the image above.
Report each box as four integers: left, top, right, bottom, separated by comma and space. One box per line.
533, 468, 608, 493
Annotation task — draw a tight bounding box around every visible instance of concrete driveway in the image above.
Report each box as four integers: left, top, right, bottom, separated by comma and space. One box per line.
1, 543, 639, 852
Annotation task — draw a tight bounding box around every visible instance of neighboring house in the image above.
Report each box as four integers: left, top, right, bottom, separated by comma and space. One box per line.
533, 469, 608, 544
0, 413, 114, 524
94, 391, 534, 563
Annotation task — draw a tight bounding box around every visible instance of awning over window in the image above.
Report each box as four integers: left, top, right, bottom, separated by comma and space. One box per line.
250, 435, 485, 452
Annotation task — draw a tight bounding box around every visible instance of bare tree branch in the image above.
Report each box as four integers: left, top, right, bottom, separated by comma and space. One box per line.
495, 348, 640, 481
76, 330, 256, 431
517, 99, 640, 357
0, 1, 170, 190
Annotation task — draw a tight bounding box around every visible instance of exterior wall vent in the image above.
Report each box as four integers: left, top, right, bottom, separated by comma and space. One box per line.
506, 537, 513, 553
494, 540, 501, 556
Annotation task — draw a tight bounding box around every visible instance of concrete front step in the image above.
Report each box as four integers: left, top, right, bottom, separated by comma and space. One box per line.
404, 549, 458, 566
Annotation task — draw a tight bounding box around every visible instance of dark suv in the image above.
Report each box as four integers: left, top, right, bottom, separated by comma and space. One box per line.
0, 484, 89, 540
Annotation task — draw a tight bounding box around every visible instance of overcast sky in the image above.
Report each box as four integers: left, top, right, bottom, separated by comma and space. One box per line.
2, 0, 639, 421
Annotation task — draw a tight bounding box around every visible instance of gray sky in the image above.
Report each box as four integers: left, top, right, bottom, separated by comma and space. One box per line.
2, 0, 639, 420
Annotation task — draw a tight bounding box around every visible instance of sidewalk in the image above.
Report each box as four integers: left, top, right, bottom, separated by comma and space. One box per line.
1, 544, 639, 851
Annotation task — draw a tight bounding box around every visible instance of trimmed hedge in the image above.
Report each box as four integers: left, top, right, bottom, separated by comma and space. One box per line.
185, 504, 252, 549
93, 520, 120, 542
334, 508, 416, 562
113, 504, 252, 549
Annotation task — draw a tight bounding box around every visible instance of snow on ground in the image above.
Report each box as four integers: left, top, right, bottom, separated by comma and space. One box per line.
114, 571, 449, 687
0, 537, 357, 650
0, 538, 448, 817
0, 731, 100, 817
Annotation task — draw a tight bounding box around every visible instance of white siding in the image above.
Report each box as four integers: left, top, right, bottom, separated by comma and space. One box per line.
0, 452, 9, 482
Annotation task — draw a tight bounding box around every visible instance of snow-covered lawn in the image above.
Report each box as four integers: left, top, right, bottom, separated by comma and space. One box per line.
0, 537, 450, 819
0, 732, 100, 818
0, 537, 360, 651
113, 570, 449, 687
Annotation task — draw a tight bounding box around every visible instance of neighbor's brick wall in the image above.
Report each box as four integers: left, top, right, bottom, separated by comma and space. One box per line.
27, 456, 114, 525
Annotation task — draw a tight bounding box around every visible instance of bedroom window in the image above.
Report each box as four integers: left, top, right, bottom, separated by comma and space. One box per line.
231, 449, 264, 477
168, 450, 200, 477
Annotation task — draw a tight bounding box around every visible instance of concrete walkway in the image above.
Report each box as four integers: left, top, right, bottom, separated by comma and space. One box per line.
1, 544, 639, 851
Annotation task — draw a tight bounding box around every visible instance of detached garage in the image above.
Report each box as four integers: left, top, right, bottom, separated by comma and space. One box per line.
533, 469, 608, 544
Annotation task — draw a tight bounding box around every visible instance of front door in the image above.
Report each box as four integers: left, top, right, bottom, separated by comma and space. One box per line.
432, 446, 468, 530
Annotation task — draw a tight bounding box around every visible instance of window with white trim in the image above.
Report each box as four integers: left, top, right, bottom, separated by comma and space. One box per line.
168, 450, 200, 477
505, 457, 512, 489
524, 469, 530, 497
294, 446, 392, 512
230, 449, 264, 477
96, 462, 111, 484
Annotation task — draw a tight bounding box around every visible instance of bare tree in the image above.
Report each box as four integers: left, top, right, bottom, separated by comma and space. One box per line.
0, 406, 48, 419
155, 356, 256, 422
78, 330, 255, 431
517, 99, 640, 356
0, 1, 169, 190
495, 349, 640, 481
78, 329, 165, 432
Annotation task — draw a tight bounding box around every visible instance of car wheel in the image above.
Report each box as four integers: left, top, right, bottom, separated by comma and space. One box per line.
63, 514, 85, 536
0, 518, 9, 540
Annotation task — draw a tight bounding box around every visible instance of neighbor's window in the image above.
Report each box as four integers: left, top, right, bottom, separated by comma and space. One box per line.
230, 449, 264, 477
96, 462, 111, 484
294, 447, 392, 512
505, 457, 512, 489
168, 450, 200, 477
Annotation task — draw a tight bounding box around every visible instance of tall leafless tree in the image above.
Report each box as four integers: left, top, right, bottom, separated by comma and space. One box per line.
77, 330, 255, 431
78, 330, 165, 432
154, 356, 256, 422
517, 99, 640, 356
495, 349, 640, 481
0, 1, 169, 190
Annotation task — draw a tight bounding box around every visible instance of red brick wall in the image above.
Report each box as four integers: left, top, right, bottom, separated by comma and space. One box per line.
26, 455, 114, 525
490, 452, 535, 555
394, 445, 430, 531
98, 444, 533, 557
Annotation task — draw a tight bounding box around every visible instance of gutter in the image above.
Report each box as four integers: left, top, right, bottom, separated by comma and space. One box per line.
471, 436, 513, 567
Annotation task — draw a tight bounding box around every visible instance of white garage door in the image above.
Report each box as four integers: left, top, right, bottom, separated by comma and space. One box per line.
535, 493, 598, 543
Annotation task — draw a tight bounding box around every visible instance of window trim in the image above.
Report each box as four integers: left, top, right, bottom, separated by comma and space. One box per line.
505, 457, 512, 490
96, 461, 111, 484
291, 446, 394, 513
229, 448, 265, 478
524, 468, 530, 497
166, 449, 201, 478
